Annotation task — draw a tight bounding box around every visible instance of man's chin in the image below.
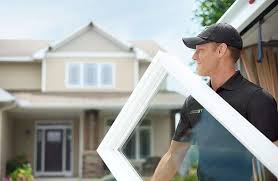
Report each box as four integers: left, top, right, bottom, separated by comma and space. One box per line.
195, 70, 207, 77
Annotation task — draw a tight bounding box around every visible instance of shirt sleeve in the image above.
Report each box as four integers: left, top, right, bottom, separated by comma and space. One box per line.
172, 96, 193, 142
247, 89, 278, 142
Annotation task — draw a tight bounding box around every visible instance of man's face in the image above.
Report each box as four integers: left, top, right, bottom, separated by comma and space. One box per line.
192, 42, 219, 76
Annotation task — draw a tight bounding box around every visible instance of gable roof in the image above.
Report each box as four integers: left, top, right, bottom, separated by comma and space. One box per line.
33, 21, 141, 60
130, 40, 166, 57
48, 21, 133, 52
0, 21, 162, 62
0, 39, 49, 61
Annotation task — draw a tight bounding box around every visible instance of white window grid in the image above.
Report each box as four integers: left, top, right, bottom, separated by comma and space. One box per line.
97, 51, 278, 181
65, 62, 115, 88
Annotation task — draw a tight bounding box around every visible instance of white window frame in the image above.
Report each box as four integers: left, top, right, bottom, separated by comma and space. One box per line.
65, 62, 115, 88
97, 51, 278, 181
105, 119, 152, 161
34, 121, 73, 177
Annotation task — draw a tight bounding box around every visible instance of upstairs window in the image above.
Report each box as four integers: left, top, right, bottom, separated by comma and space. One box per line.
66, 63, 114, 88
84, 63, 98, 86
67, 63, 81, 86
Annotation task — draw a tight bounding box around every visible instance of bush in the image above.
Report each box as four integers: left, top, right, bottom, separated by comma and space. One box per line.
6, 155, 34, 181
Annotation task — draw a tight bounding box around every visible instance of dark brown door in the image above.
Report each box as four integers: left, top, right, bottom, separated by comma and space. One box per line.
44, 129, 63, 172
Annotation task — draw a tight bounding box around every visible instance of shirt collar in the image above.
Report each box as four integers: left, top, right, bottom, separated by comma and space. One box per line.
209, 71, 243, 91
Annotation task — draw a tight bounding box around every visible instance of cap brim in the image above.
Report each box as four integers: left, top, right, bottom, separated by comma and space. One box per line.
182, 37, 209, 49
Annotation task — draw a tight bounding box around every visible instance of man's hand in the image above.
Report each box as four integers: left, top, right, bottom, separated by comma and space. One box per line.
150, 140, 190, 181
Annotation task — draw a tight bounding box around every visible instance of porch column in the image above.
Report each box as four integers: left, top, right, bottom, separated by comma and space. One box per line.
84, 110, 99, 150
78, 111, 85, 177
82, 110, 104, 178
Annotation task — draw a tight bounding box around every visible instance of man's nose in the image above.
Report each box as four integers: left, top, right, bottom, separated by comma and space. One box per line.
192, 51, 198, 61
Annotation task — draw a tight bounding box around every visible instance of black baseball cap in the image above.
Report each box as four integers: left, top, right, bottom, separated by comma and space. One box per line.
182, 23, 242, 50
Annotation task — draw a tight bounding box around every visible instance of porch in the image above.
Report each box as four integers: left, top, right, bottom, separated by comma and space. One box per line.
0, 91, 184, 179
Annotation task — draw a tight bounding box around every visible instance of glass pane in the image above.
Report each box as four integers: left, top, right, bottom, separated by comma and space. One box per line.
84, 63, 98, 86
123, 134, 136, 159
66, 129, 72, 171
106, 119, 114, 126
139, 129, 150, 159
100, 64, 113, 85
36, 129, 42, 172
68, 64, 81, 85
121, 79, 169, 179
140, 119, 151, 126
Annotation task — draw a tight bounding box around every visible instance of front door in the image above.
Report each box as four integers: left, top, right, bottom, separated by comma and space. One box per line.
35, 123, 72, 176
45, 129, 63, 172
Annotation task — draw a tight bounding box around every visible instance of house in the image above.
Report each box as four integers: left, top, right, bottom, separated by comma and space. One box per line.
0, 22, 185, 180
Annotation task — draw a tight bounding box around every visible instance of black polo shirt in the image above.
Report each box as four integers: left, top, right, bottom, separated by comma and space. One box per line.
173, 71, 278, 180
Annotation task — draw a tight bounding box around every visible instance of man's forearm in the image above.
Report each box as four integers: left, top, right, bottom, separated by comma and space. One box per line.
151, 142, 190, 181
151, 152, 178, 181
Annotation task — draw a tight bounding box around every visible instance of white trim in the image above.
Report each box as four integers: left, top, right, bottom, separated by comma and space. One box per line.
16, 99, 184, 110
97, 51, 278, 181
217, 0, 275, 33
41, 58, 46, 92
65, 62, 116, 89
46, 52, 135, 59
0, 56, 34, 62
34, 121, 73, 177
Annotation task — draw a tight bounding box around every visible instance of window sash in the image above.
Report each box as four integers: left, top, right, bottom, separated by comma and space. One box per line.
66, 63, 114, 88
84, 63, 98, 86
67, 63, 81, 86
100, 64, 113, 86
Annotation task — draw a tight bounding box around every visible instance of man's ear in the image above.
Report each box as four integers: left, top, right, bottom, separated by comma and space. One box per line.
217, 43, 228, 58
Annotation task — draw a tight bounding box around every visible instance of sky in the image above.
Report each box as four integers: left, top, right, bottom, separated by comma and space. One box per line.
0, 0, 204, 92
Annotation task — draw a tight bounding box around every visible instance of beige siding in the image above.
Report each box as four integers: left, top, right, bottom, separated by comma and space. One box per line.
0, 111, 15, 178
152, 113, 171, 157
0, 62, 41, 90
55, 29, 126, 52
45, 58, 135, 92
13, 119, 79, 177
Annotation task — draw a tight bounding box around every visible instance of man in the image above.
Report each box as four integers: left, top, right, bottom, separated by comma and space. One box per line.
151, 23, 278, 181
